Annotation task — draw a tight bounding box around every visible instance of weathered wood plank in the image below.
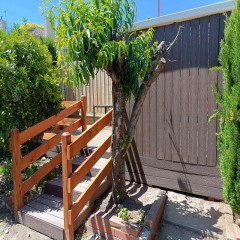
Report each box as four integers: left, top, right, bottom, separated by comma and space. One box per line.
207, 15, 219, 167
142, 90, 150, 157
70, 136, 111, 191
171, 23, 181, 162
164, 24, 173, 161
21, 119, 82, 171
180, 20, 191, 163
19, 101, 82, 144
62, 101, 78, 108
198, 17, 209, 166
56, 118, 80, 127
62, 133, 74, 240
188, 19, 200, 165
126, 164, 222, 189
10, 129, 24, 216
22, 154, 62, 195
69, 110, 112, 159
157, 27, 166, 160
140, 156, 220, 177
71, 158, 112, 222
125, 172, 222, 199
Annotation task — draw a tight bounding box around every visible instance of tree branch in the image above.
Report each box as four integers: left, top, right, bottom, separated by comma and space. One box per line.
106, 66, 118, 84
122, 41, 167, 156
122, 26, 183, 156
167, 25, 183, 51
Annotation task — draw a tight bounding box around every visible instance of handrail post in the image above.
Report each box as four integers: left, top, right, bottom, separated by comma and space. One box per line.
10, 129, 23, 218
81, 95, 87, 131
62, 132, 73, 240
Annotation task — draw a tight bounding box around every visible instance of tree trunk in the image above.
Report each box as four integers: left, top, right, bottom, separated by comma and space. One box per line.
112, 81, 126, 204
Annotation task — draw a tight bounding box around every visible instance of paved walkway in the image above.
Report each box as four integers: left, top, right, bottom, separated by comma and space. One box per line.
156, 191, 234, 240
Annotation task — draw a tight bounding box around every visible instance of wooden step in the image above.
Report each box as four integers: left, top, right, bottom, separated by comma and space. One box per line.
72, 156, 110, 177
18, 194, 93, 240
45, 175, 112, 203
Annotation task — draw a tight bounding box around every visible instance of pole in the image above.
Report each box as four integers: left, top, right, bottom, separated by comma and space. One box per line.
158, 0, 160, 17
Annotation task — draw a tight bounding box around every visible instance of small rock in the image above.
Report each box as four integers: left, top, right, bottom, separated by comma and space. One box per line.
27, 232, 31, 237
4, 228, 9, 234
117, 204, 124, 209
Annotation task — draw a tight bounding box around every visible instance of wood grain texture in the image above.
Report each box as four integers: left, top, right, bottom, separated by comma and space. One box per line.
61, 133, 73, 240
207, 15, 219, 167
22, 154, 62, 195
156, 26, 166, 160
164, 24, 173, 161
69, 110, 112, 159
198, 17, 209, 166
19, 101, 82, 144
188, 19, 200, 165
180, 20, 191, 163
10, 129, 24, 216
21, 119, 82, 171
70, 136, 111, 191
71, 158, 112, 221
171, 23, 181, 162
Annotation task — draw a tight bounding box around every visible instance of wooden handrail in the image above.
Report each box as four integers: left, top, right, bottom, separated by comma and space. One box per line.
61, 108, 112, 240
10, 96, 87, 218
19, 101, 82, 145
71, 158, 112, 222
68, 109, 113, 159
69, 135, 111, 192
21, 119, 82, 171
22, 153, 61, 195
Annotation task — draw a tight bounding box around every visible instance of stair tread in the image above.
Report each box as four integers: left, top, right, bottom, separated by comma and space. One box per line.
19, 193, 93, 240
46, 176, 94, 193
72, 156, 109, 169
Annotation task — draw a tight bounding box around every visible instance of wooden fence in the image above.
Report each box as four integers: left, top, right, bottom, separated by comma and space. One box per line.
65, 12, 227, 198
64, 71, 112, 116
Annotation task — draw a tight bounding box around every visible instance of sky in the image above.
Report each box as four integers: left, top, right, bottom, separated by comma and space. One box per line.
0, 0, 228, 31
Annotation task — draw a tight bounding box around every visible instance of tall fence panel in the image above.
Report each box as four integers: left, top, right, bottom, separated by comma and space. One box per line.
64, 12, 227, 198
126, 13, 226, 199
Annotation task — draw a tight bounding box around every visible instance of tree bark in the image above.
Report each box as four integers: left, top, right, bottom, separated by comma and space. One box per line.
111, 80, 126, 203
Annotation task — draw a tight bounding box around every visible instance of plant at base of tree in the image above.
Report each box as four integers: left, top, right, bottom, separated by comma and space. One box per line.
211, 0, 240, 213
117, 207, 129, 221
0, 27, 63, 151
43, 0, 179, 203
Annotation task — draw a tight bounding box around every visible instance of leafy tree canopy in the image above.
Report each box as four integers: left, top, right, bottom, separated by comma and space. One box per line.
43, 0, 158, 99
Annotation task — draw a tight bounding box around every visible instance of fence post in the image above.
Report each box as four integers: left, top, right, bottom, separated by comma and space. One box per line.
81, 95, 87, 131
62, 132, 73, 240
10, 129, 23, 218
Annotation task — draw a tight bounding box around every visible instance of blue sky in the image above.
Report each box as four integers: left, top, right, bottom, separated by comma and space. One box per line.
0, 0, 226, 31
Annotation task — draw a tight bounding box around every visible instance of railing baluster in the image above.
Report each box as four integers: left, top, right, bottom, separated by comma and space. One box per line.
62, 132, 73, 240
10, 129, 23, 218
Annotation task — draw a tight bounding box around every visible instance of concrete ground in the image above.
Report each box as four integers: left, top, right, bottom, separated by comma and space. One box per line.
0, 191, 234, 240
156, 191, 234, 240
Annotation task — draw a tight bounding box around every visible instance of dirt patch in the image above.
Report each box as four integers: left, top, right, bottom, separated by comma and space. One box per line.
91, 181, 163, 226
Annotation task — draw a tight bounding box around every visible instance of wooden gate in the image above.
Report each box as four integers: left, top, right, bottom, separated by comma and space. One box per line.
126, 13, 226, 199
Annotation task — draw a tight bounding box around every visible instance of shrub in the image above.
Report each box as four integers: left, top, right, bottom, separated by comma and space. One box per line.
0, 28, 63, 151
213, 0, 240, 213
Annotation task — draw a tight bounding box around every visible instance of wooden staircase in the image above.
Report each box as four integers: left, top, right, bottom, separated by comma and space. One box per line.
10, 96, 113, 240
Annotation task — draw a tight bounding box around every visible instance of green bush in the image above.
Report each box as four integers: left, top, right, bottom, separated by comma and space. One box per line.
0, 28, 63, 150
213, 0, 240, 213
